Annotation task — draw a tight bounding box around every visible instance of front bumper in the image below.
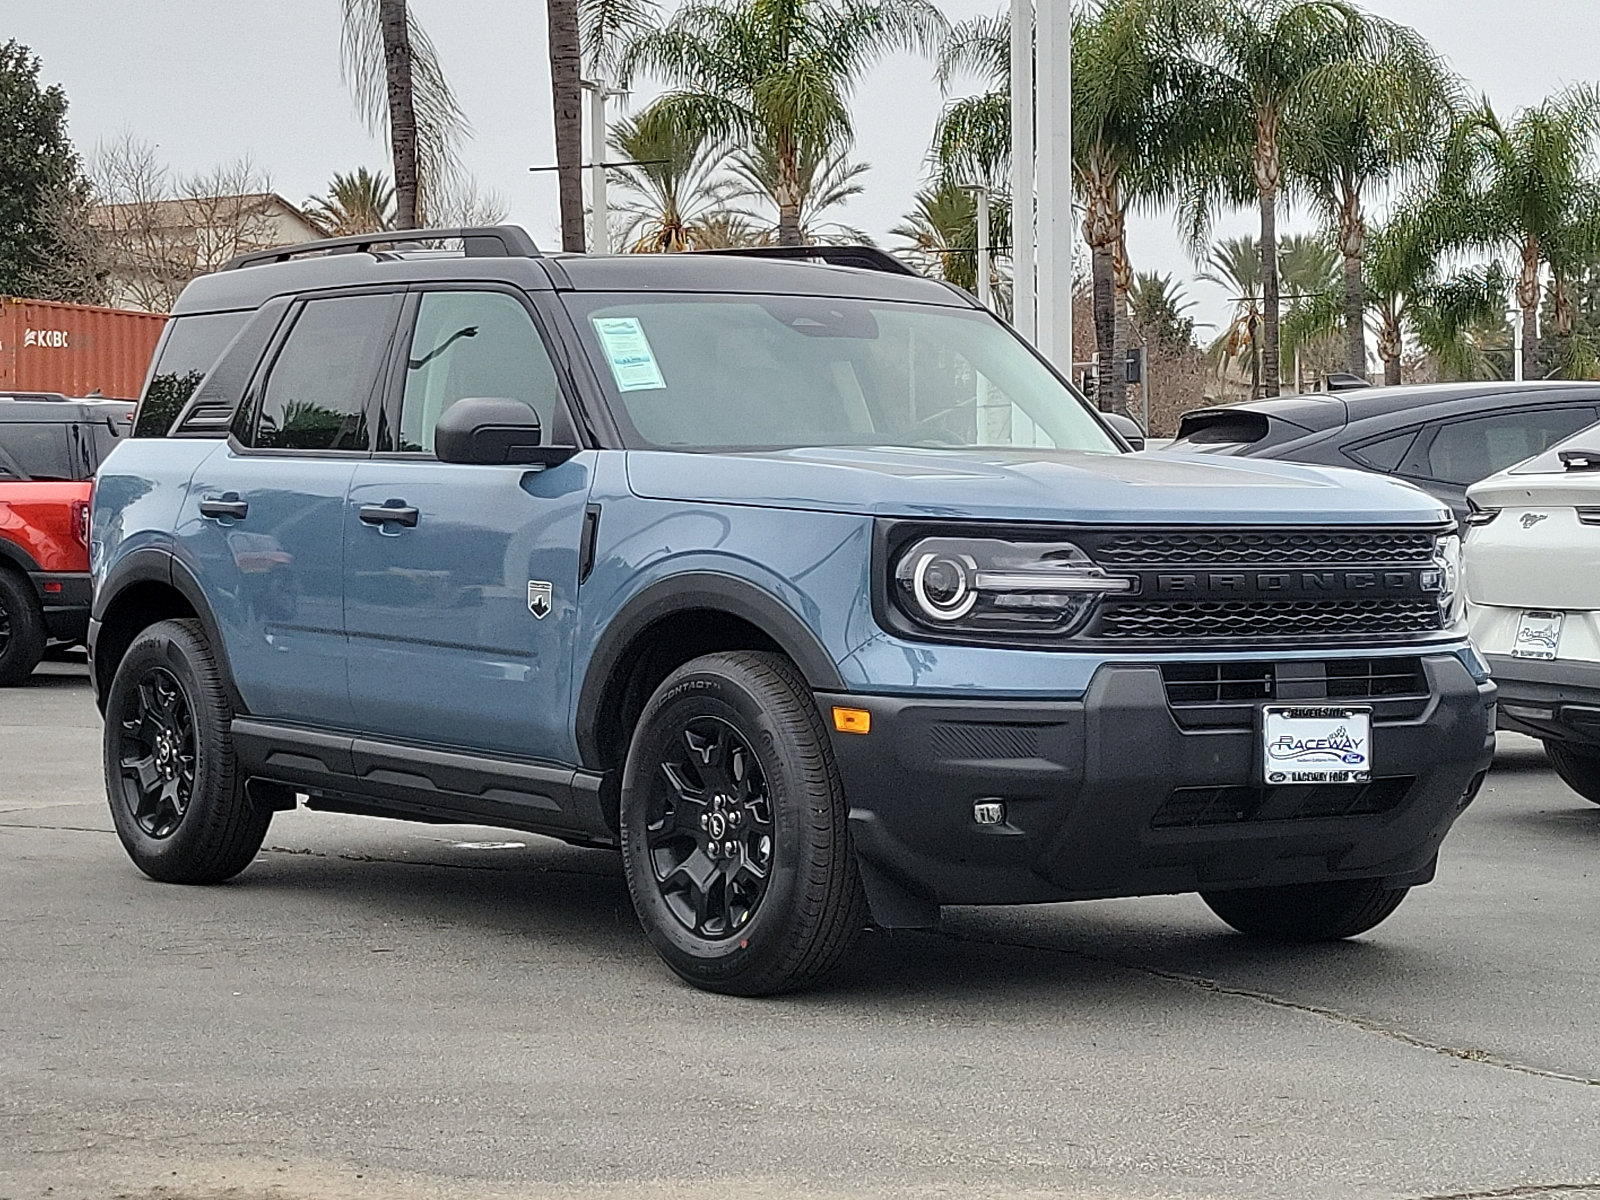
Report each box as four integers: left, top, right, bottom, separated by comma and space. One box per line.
1486, 653, 1600, 747
821, 653, 1496, 927
29, 572, 92, 644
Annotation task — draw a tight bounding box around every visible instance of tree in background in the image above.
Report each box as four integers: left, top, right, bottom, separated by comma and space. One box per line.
1422, 88, 1600, 381
932, 8, 1011, 192
728, 138, 874, 245
1128, 271, 1195, 350
0, 41, 95, 300
893, 183, 1013, 313
1201, 235, 1265, 399
621, 0, 944, 246
340, 0, 467, 229
306, 168, 395, 235
608, 111, 732, 251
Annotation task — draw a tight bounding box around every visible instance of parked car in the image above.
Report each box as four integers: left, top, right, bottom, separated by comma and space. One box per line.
90, 227, 1494, 995
1167, 382, 1600, 522
1464, 426, 1600, 804
0, 392, 134, 684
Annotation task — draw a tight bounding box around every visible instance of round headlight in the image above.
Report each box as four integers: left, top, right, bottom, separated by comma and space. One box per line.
910, 551, 978, 621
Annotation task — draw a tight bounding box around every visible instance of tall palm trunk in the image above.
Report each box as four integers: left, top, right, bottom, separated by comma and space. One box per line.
1112, 228, 1134, 418
775, 138, 803, 246
1377, 305, 1402, 386
1338, 192, 1367, 378
1518, 237, 1540, 380
547, 0, 584, 252
380, 0, 419, 230
1083, 163, 1126, 413
1255, 108, 1282, 397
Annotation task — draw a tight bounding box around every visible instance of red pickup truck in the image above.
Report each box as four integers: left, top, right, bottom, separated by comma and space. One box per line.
0, 392, 135, 684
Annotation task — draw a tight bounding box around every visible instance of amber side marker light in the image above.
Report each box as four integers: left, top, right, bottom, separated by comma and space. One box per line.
832, 707, 872, 734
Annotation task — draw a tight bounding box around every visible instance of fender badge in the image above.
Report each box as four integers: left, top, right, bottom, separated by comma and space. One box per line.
527, 581, 552, 619
1520, 512, 1548, 529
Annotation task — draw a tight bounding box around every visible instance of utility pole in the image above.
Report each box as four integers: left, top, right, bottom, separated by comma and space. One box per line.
1513, 308, 1525, 382
963, 185, 992, 309
1035, 0, 1073, 370
581, 78, 625, 254
1009, 0, 1035, 342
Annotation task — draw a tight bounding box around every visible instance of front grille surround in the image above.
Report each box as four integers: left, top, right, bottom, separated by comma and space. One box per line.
1152, 777, 1415, 828
1091, 529, 1439, 567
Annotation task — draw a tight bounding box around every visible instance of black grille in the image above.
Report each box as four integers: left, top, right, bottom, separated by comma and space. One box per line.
1091, 529, 1438, 567
1151, 777, 1414, 828
1159, 657, 1430, 729
1326, 657, 1429, 699
1098, 597, 1443, 642
1161, 662, 1276, 705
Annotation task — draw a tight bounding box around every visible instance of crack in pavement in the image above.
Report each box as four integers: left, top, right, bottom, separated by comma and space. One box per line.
941, 928, 1600, 1088
1402, 1185, 1600, 1200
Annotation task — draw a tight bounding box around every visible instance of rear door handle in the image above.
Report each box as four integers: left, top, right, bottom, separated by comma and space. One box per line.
199, 497, 249, 521
359, 502, 420, 528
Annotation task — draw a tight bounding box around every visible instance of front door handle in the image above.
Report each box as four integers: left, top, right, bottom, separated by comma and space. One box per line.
359, 502, 420, 528
199, 496, 249, 521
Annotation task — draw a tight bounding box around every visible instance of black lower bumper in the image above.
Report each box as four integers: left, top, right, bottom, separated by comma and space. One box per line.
821, 654, 1496, 927
29, 572, 91, 644
1486, 653, 1600, 747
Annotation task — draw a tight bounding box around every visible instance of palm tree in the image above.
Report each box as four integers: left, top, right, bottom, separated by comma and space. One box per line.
340, 0, 467, 229
609, 111, 731, 252
893, 183, 1013, 311
305, 168, 395, 236
620, 0, 945, 246
548, 0, 584, 251
1288, 21, 1458, 377
1189, 0, 1415, 398
1128, 271, 1195, 348
728, 139, 873, 245
932, 9, 1012, 191
1201, 235, 1265, 399
1421, 88, 1600, 380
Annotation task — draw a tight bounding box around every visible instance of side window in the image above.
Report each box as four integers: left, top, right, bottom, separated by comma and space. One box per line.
397, 291, 562, 454
0, 423, 75, 480
135, 311, 250, 438
1345, 429, 1417, 473
249, 294, 401, 452
1417, 406, 1598, 485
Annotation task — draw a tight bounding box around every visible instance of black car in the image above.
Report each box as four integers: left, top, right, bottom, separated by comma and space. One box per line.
1168, 381, 1600, 521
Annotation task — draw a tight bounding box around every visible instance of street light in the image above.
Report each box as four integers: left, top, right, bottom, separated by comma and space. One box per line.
581, 78, 627, 254
960, 185, 992, 309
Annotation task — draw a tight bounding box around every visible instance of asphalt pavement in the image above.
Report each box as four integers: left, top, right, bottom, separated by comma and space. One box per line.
2, 661, 1598, 1200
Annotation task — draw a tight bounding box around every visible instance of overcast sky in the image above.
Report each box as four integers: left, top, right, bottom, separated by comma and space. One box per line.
14, 1, 1600, 334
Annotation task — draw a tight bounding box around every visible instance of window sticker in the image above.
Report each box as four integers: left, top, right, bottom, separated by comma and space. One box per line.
592, 316, 667, 392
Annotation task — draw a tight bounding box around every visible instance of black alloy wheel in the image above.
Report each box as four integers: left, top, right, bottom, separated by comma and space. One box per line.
0, 570, 47, 686
113, 666, 198, 839
646, 716, 776, 939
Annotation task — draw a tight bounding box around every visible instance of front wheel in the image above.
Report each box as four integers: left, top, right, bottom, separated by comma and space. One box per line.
619, 651, 866, 996
1543, 741, 1600, 806
103, 618, 271, 883
1202, 878, 1409, 941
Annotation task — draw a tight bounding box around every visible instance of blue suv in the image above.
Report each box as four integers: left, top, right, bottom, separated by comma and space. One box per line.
90, 227, 1496, 994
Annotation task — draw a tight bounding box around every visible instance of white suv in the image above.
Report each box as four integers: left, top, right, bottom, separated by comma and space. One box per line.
1464, 427, 1600, 804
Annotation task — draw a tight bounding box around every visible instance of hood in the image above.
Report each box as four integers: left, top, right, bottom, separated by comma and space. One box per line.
625, 446, 1452, 526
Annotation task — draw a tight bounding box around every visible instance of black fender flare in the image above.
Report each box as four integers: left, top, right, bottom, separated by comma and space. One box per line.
92, 548, 246, 715
574, 571, 846, 768
0, 538, 43, 576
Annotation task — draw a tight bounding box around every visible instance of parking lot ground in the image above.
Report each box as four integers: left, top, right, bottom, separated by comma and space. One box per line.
2, 661, 1599, 1200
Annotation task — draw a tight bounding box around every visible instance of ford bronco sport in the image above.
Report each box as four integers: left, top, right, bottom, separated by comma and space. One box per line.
89, 227, 1496, 994
0, 391, 133, 684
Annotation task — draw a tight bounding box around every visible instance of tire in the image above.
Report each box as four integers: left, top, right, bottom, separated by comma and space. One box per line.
619, 651, 867, 995
0, 569, 47, 687
102, 618, 271, 883
1201, 878, 1410, 942
1543, 741, 1600, 806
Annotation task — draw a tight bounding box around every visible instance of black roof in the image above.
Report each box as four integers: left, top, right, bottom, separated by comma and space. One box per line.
1188, 380, 1600, 433
173, 224, 963, 316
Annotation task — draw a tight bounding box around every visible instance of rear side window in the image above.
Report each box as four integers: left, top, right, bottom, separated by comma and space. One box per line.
1345, 430, 1417, 472
0, 422, 75, 480
1413, 406, 1598, 485
247, 294, 400, 452
135, 311, 251, 437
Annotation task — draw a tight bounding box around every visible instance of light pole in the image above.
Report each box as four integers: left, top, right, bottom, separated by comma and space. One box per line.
581, 78, 626, 254
1034, 0, 1072, 370
962, 185, 992, 309
1009, 0, 1035, 342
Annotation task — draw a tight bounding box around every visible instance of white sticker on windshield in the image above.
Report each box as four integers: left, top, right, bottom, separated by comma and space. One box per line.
592, 316, 667, 392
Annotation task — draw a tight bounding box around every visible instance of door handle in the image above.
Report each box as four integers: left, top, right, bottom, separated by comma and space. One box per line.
359, 502, 420, 528
199, 496, 249, 521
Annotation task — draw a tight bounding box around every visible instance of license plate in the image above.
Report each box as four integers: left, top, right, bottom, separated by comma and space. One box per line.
1512, 609, 1564, 660
1263, 706, 1372, 785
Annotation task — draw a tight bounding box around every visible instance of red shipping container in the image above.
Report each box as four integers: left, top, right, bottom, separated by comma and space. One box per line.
0, 297, 166, 401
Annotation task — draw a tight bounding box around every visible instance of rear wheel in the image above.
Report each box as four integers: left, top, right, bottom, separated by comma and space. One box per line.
0, 570, 46, 687
103, 618, 271, 883
1543, 741, 1600, 806
619, 651, 866, 995
1202, 878, 1409, 941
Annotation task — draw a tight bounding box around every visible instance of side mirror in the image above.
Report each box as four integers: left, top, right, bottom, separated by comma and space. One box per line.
1103, 411, 1146, 451
433, 396, 577, 467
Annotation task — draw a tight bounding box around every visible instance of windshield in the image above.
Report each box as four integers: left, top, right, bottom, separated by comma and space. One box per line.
565, 292, 1119, 454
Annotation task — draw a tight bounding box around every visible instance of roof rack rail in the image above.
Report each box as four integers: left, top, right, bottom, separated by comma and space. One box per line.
222, 224, 541, 271
0, 391, 71, 403
694, 245, 918, 277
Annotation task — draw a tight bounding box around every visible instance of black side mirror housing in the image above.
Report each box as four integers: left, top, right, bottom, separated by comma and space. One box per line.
433, 396, 578, 467
1103, 411, 1146, 451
